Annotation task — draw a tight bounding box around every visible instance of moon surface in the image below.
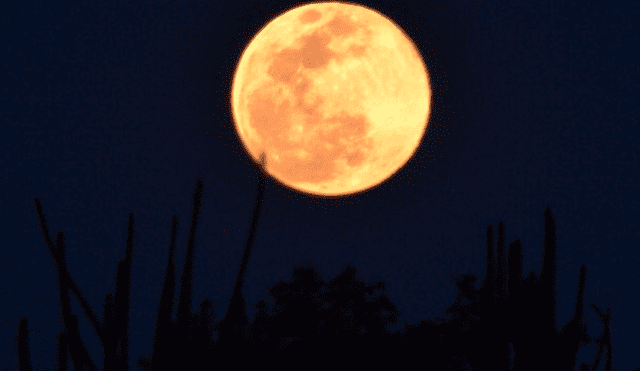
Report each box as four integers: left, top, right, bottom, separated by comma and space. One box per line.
231, 2, 431, 197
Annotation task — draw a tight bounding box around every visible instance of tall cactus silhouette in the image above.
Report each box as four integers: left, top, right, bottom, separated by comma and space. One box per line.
540, 206, 558, 334
217, 152, 268, 355
175, 178, 203, 340
34, 199, 101, 371
507, 239, 523, 302
556, 264, 591, 371
171, 177, 204, 368
589, 301, 613, 371
136, 177, 215, 371
111, 213, 136, 371
481, 224, 497, 305
146, 214, 179, 371
512, 206, 561, 371
17, 317, 33, 371
496, 221, 508, 302
102, 292, 116, 370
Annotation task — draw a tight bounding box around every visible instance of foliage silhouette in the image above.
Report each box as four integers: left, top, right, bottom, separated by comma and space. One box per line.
240, 259, 403, 368
16, 154, 635, 370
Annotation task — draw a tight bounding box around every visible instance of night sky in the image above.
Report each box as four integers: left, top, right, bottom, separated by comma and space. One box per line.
2, 0, 638, 370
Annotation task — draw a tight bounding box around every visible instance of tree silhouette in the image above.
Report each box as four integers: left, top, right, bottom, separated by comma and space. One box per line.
243, 260, 402, 368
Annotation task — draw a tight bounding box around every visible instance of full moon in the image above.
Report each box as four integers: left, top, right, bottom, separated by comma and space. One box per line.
231, 1, 431, 197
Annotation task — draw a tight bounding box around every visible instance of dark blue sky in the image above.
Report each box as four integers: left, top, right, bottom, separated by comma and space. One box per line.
2, 0, 638, 370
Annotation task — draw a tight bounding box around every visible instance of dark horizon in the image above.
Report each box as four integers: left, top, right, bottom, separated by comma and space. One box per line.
2, 0, 638, 370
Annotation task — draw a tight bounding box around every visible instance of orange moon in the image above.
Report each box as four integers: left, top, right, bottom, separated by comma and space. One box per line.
231, 1, 431, 197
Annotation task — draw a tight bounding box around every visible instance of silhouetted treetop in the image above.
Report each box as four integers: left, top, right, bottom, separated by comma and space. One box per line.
250, 260, 402, 349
